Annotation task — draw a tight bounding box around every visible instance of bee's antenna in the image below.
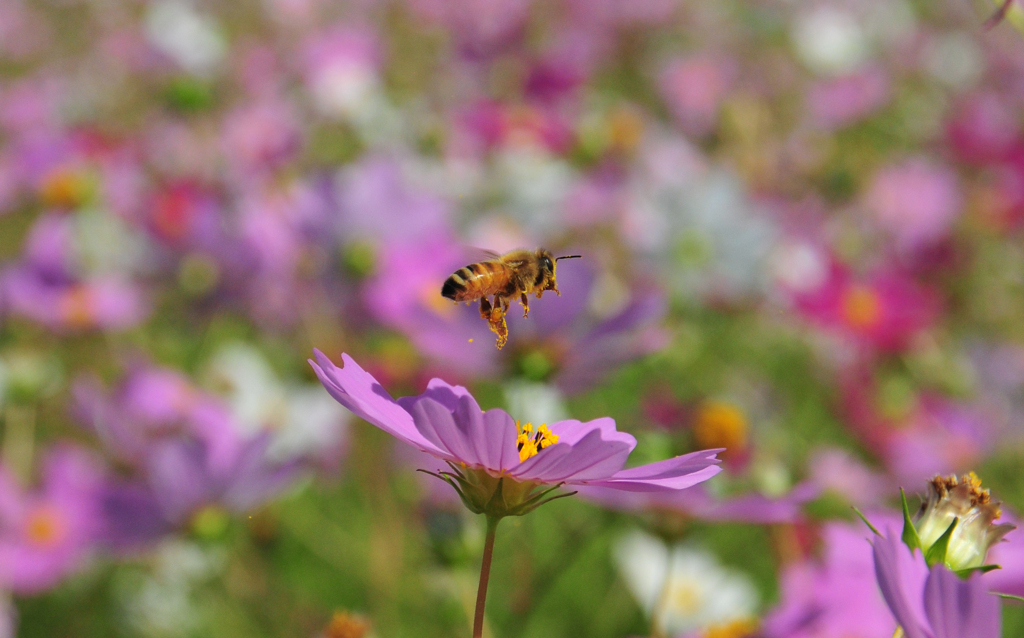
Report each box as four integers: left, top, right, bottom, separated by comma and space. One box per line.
555, 255, 582, 261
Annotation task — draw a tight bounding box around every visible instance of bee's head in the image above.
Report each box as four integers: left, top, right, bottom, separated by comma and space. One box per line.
536, 248, 580, 292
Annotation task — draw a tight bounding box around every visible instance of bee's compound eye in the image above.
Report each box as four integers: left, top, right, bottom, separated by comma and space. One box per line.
543, 257, 553, 271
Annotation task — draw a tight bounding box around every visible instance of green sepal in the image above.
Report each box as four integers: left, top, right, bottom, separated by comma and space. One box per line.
955, 564, 1001, 579
925, 517, 958, 568
507, 482, 572, 517
852, 507, 881, 536
417, 468, 481, 514
900, 488, 922, 552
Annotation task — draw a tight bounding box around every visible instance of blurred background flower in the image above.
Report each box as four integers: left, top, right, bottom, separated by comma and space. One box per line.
1, 0, 1024, 636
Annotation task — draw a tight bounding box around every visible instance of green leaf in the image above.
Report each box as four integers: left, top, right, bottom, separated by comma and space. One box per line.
901, 488, 922, 552
925, 517, 958, 568
852, 506, 881, 536
955, 564, 1001, 578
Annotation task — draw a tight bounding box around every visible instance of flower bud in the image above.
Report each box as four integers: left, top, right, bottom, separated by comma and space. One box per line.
914, 473, 1015, 571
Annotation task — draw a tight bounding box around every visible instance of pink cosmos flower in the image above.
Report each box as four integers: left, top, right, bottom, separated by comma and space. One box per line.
984, 517, 1024, 597
453, 100, 575, 156
0, 214, 148, 332
0, 447, 103, 595
75, 363, 310, 548
659, 54, 736, 137
302, 26, 381, 119
309, 351, 722, 510
762, 516, 902, 638
220, 100, 302, 174
946, 93, 1018, 165
872, 531, 1001, 638
806, 66, 891, 130
865, 159, 962, 250
406, 0, 529, 59
789, 262, 939, 353
838, 373, 994, 485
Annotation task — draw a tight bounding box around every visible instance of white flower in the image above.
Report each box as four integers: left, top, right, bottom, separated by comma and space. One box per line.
792, 6, 868, 76
923, 33, 983, 90
615, 530, 759, 636
118, 540, 225, 638
203, 343, 350, 462
503, 381, 569, 426
312, 62, 379, 119
145, 1, 226, 76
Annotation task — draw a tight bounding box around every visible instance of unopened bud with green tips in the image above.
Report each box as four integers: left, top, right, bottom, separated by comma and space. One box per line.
913, 473, 1015, 571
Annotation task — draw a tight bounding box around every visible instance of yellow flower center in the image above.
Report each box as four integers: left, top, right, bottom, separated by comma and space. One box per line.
516, 421, 559, 462
670, 581, 703, 615
324, 611, 370, 638
841, 285, 882, 329
25, 505, 66, 548
703, 618, 759, 638
59, 285, 95, 328
40, 167, 90, 208
693, 401, 748, 453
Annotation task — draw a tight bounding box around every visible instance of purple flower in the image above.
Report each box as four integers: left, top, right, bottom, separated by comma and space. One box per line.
577, 481, 817, 526
0, 447, 103, 595
984, 518, 1024, 597
872, 530, 1001, 638
74, 363, 308, 548
0, 213, 148, 331
310, 351, 721, 516
762, 516, 902, 638
220, 99, 302, 174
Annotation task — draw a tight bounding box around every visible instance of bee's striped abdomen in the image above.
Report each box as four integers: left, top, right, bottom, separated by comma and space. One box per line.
441, 260, 508, 301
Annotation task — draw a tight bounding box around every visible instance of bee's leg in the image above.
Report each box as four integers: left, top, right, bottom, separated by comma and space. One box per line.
520, 293, 530, 318
479, 296, 492, 320
486, 296, 509, 349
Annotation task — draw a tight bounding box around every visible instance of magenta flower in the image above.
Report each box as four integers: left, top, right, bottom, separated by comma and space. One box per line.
872, 531, 1001, 638
789, 262, 939, 353
0, 447, 103, 595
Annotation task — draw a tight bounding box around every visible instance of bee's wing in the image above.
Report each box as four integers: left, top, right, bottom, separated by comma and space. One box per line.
459, 247, 503, 263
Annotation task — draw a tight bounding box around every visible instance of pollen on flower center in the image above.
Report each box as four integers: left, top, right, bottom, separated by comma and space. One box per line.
516, 421, 559, 462
914, 472, 1015, 571
841, 285, 882, 329
25, 505, 66, 547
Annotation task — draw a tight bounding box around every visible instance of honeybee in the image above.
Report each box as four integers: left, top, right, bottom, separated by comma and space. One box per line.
441, 248, 581, 349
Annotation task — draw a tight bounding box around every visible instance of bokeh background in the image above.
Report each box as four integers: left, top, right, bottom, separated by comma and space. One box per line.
2, 0, 1024, 636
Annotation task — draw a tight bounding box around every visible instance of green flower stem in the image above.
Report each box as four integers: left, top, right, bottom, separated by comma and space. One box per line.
473, 515, 502, 638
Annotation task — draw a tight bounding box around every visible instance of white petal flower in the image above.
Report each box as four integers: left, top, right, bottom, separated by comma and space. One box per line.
615, 530, 759, 636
